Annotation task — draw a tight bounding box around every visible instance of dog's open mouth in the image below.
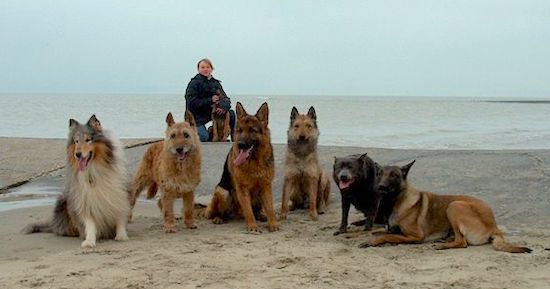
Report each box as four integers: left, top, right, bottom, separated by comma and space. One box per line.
234, 145, 254, 166
77, 153, 93, 171
338, 178, 354, 190
176, 152, 188, 161
174, 147, 190, 162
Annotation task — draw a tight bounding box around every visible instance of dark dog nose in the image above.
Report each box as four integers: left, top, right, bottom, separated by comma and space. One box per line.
339, 175, 349, 182
238, 142, 248, 150
378, 184, 388, 192
298, 135, 306, 142
75, 152, 82, 159
176, 148, 184, 154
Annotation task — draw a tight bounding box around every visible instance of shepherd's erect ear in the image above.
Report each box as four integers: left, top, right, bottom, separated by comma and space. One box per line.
290, 106, 299, 123
307, 106, 317, 120
401, 160, 416, 179
69, 119, 79, 128
236, 102, 247, 119
166, 112, 175, 127
87, 115, 102, 132
184, 110, 196, 128
256, 102, 269, 126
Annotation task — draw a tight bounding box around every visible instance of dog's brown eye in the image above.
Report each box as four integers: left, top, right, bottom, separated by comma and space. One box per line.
294, 124, 299, 129
306, 124, 312, 129
170, 133, 176, 139
74, 139, 79, 144
183, 132, 190, 138
85, 138, 91, 143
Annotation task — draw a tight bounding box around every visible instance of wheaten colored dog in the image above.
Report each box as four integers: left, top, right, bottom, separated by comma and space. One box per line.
130, 111, 201, 233
359, 160, 532, 253
280, 106, 330, 221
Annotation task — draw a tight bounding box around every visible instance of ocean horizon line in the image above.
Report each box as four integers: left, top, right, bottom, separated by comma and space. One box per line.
1, 92, 550, 101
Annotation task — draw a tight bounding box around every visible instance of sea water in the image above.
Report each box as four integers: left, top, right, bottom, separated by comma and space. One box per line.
1, 93, 549, 149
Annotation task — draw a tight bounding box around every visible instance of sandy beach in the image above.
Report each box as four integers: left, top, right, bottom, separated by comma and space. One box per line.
1, 138, 549, 289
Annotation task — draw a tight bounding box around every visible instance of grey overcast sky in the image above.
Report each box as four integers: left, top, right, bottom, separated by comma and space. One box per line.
1, 1, 549, 97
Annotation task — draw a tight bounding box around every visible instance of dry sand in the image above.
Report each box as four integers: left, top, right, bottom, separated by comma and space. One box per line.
1, 139, 549, 289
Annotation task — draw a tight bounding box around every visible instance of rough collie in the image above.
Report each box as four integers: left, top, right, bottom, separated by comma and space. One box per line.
23, 115, 131, 248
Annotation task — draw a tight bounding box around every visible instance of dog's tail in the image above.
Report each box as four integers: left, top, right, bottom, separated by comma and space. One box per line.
491, 231, 532, 253
22, 221, 52, 234
22, 196, 80, 237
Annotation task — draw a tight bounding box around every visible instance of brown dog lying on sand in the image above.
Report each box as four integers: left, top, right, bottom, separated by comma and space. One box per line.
130, 111, 201, 233
359, 160, 531, 253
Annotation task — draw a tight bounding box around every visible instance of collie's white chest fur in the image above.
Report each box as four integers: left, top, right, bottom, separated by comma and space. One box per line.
69, 162, 130, 232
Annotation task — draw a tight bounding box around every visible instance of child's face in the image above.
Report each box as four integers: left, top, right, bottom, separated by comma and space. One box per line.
198, 61, 213, 77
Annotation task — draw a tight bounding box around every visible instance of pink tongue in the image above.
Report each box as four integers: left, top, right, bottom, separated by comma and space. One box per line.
234, 149, 251, 166
178, 153, 187, 161
78, 158, 87, 171
339, 180, 352, 190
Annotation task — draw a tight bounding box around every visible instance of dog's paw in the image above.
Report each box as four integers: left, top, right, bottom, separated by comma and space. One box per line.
309, 212, 319, 221
432, 243, 449, 250
279, 213, 288, 221
363, 226, 374, 232
267, 223, 280, 232
351, 220, 365, 227
81, 239, 96, 249
115, 233, 129, 241
358, 241, 373, 248
212, 217, 224, 224
164, 225, 177, 233
333, 228, 347, 236
185, 222, 198, 229
246, 224, 262, 234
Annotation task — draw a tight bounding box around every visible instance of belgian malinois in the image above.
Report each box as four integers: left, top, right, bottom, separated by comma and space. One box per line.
359, 160, 532, 253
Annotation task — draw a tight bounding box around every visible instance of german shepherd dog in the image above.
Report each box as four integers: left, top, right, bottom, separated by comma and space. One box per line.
205, 102, 280, 233
130, 111, 201, 233
210, 89, 231, 142
280, 106, 330, 221
332, 153, 385, 235
359, 160, 532, 253
23, 115, 130, 248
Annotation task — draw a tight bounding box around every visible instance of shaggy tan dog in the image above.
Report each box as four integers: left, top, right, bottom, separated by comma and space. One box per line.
280, 106, 330, 221
130, 111, 201, 233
